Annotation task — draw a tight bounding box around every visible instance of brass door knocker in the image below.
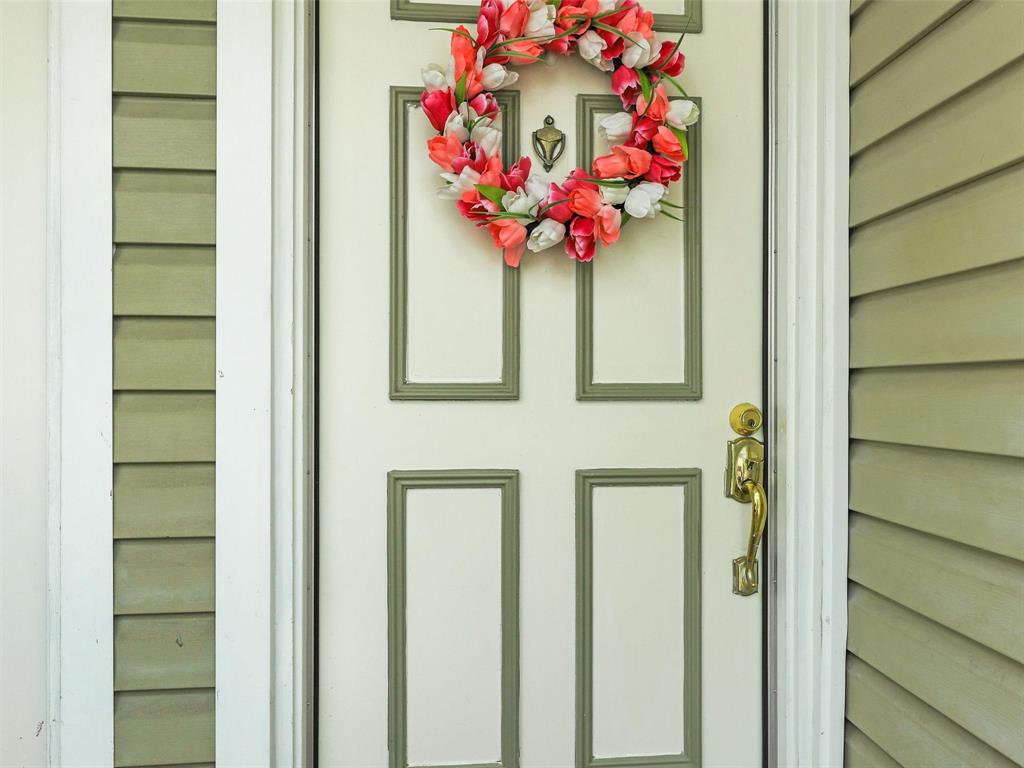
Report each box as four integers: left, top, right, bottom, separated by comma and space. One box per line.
532, 115, 565, 172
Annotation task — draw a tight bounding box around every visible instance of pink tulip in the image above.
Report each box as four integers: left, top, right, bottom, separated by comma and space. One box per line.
500, 0, 530, 38
564, 216, 596, 262
653, 126, 686, 161
626, 116, 659, 149
592, 145, 652, 179
568, 187, 603, 218
421, 88, 455, 132
644, 154, 682, 184
499, 157, 532, 191
467, 92, 500, 120
544, 182, 573, 223
427, 135, 464, 173
476, 0, 502, 47
637, 84, 669, 123
612, 66, 642, 109
593, 205, 622, 246
488, 219, 528, 267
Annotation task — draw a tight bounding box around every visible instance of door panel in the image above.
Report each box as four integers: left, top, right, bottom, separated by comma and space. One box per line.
319, 1, 764, 765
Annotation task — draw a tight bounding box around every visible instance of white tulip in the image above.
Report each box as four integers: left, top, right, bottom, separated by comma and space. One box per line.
502, 187, 541, 215
525, 174, 549, 203
597, 0, 618, 10
472, 123, 502, 158
578, 31, 613, 72
624, 182, 668, 219
527, 219, 566, 253
621, 34, 654, 69
443, 111, 470, 142
600, 182, 629, 205
481, 63, 519, 91
525, 4, 556, 37
666, 99, 700, 130
599, 112, 634, 144
421, 63, 449, 92
438, 167, 482, 199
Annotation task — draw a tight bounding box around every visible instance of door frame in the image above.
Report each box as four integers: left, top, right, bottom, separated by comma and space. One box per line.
43, 0, 849, 764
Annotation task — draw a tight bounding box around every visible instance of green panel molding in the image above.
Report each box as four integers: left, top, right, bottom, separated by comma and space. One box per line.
390, 0, 702, 34
575, 94, 703, 401
575, 468, 702, 768
389, 86, 521, 400
387, 469, 520, 768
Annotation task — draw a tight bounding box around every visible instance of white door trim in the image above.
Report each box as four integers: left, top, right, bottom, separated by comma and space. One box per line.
768, 1, 851, 766
46, 0, 114, 763
215, 0, 314, 763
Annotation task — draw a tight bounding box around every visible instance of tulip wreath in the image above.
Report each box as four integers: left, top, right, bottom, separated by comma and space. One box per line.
420, 0, 700, 267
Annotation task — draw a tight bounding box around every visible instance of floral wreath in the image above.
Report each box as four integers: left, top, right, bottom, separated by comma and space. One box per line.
419, 0, 700, 267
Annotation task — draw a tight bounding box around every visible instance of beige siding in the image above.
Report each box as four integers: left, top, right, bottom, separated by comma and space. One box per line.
112, 0, 216, 763
847, 2, 1024, 765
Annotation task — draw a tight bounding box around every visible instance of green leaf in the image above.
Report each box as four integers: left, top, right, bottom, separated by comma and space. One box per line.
455, 71, 467, 104
591, 20, 642, 47
659, 207, 685, 222
659, 72, 688, 97
636, 67, 653, 105
475, 184, 508, 206
577, 176, 629, 188
536, 198, 570, 215
620, 212, 632, 227
678, 131, 688, 160
659, 198, 685, 209
430, 26, 477, 44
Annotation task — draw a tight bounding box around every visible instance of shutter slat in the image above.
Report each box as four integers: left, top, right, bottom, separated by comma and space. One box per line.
114, 246, 216, 317
113, 0, 216, 22
851, 1, 1024, 153
114, 97, 215, 171
114, 170, 215, 245
851, 258, 1024, 367
850, 441, 1024, 560
850, 363, 1024, 456
844, 723, 901, 768
848, 585, 1024, 763
849, 513, 1024, 662
846, 655, 1018, 768
850, 61, 1024, 226
850, 164, 1024, 296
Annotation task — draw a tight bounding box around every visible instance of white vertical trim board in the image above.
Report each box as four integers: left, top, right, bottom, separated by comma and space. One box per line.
216, 1, 274, 764
48, 0, 114, 763
768, 0, 851, 766
272, 0, 315, 763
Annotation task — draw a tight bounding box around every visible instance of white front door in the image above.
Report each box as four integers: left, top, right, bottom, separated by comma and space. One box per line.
318, 1, 764, 765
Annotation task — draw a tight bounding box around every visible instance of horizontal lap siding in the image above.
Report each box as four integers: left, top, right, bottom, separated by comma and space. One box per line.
112, 1, 216, 765
847, 2, 1024, 766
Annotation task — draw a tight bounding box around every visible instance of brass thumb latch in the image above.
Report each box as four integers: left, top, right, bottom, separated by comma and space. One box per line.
725, 403, 768, 596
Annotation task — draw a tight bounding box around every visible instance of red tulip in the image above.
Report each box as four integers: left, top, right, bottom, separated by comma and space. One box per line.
651, 40, 685, 76
427, 135, 463, 173
593, 145, 652, 179
637, 84, 669, 123
564, 216, 596, 262
568, 187, 603, 218
593, 205, 622, 246
626, 116, 659, 149
476, 0, 502, 47
500, 0, 530, 38
644, 154, 682, 184
420, 88, 454, 132
612, 66, 642, 109
653, 126, 686, 161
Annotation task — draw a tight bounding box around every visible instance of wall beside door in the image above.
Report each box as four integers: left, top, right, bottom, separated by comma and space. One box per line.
846, 0, 1024, 765
0, 1, 49, 763
111, 0, 217, 763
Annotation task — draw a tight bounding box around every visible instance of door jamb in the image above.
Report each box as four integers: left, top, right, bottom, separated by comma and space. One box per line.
767, 1, 851, 766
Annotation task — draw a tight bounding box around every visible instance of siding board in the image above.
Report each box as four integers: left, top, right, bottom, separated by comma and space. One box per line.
114, 317, 215, 390
850, 363, 1024, 456
850, 258, 1024, 367
114, 614, 215, 691
850, 60, 1024, 226
114, 463, 215, 539
848, 586, 1024, 762
113, 20, 215, 97
851, 0, 1024, 153
846, 655, 1018, 768
114, 97, 215, 171
113, 245, 216, 316
114, 689, 215, 767
114, 539, 215, 615
113, 0, 216, 22
850, 0, 967, 86
850, 163, 1024, 296
849, 441, 1024, 560
114, 170, 215, 245
849, 513, 1024, 662
113, 392, 215, 463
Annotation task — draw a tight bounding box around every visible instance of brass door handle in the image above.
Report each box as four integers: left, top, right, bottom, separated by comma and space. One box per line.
725, 403, 767, 596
